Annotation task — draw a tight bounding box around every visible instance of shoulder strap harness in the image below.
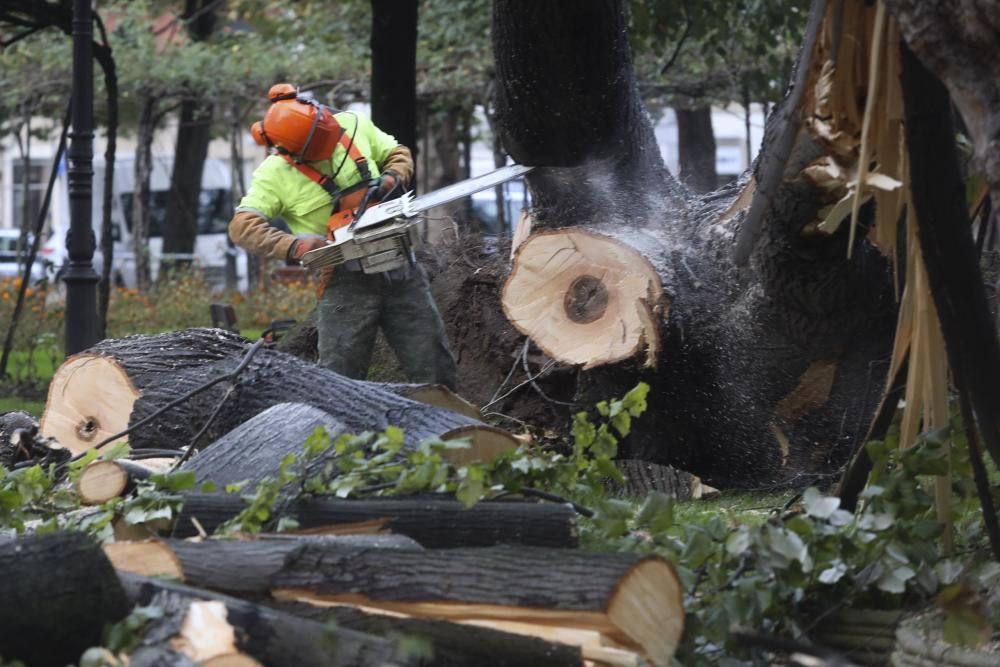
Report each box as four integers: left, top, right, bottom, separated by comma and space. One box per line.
279, 130, 372, 213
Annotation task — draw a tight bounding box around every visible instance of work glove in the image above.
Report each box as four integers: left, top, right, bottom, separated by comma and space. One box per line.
287, 235, 328, 263
375, 169, 405, 202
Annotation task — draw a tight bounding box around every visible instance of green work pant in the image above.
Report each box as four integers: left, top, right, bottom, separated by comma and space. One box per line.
317, 263, 458, 390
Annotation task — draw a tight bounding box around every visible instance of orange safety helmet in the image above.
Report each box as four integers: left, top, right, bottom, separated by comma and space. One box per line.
250, 84, 341, 162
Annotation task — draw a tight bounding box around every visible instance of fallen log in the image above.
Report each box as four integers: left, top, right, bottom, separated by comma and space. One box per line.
111, 539, 682, 665
179, 402, 346, 488
77, 457, 174, 505
117, 572, 406, 667
172, 492, 579, 548
273, 601, 589, 667
0, 531, 128, 667
104, 534, 423, 594
39, 328, 518, 462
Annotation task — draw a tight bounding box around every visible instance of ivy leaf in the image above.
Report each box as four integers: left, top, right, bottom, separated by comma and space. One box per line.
634, 492, 674, 533
100, 441, 132, 461
725, 526, 751, 556
818, 559, 847, 584
802, 487, 839, 519
876, 564, 915, 594
935, 559, 964, 586
149, 471, 196, 493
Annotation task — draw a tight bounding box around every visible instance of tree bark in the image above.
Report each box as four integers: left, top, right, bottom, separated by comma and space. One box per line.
40, 329, 515, 459
161, 0, 218, 274
162, 99, 212, 274
133, 96, 157, 291
172, 492, 579, 548
96, 36, 118, 336
179, 402, 347, 488
117, 572, 405, 667
491, 0, 897, 486
676, 106, 718, 193
115, 540, 682, 665
0, 532, 128, 667
370, 0, 418, 152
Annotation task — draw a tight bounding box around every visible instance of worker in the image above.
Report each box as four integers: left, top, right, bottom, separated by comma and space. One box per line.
229, 84, 457, 389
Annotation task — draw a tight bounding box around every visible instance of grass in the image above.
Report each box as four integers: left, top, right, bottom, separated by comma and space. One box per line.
673, 490, 794, 527
0, 397, 46, 417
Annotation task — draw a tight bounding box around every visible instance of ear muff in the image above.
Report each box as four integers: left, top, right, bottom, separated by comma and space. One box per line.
250, 121, 268, 146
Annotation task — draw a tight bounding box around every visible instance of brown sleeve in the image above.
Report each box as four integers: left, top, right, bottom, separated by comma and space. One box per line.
228, 210, 295, 261
382, 145, 414, 186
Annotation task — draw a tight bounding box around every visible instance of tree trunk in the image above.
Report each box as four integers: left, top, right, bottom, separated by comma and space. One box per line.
105, 535, 423, 593
96, 43, 118, 336
676, 106, 718, 193
0, 532, 128, 667
273, 602, 586, 667
162, 99, 212, 275
491, 0, 897, 486
114, 540, 682, 665
39, 329, 517, 459
160, 1, 217, 276
179, 402, 348, 488
117, 572, 404, 667
16, 107, 31, 272
172, 492, 579, 548
370, 0, 418, 152
133, 96, 156, 291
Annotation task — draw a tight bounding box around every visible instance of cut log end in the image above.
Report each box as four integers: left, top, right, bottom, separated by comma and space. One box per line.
502, 229, 664, 369
399, 385, 483, 420
441, 424, 523, 464
77, 460, 130, 505
606, 557, 684, 666
40, 354, 138, 455
103, 540, 184, 580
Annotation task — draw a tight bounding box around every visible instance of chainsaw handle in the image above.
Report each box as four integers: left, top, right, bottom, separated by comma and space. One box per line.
347, 183, 381, 234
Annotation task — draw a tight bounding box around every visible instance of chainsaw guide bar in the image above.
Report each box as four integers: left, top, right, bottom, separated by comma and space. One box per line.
301, 164, 534, 274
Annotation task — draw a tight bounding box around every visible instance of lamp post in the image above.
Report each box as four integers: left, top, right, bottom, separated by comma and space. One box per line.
63, 0, 100, 354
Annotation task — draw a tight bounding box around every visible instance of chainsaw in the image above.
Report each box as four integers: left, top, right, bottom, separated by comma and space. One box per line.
300, 163, 534, 274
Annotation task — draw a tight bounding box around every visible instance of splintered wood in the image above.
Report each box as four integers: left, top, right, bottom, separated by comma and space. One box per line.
503, 229, 663, 369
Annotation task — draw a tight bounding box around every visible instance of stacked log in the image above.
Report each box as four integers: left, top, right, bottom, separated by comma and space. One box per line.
107, 536, 684, 666
0, 532, 128, 667
172, 492, 579, 548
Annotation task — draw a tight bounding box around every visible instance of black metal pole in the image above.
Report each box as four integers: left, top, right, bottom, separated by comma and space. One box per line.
64, 0, 100, 354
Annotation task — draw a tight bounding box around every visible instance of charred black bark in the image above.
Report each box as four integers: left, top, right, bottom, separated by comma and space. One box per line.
173, 493, 578, 548
0, 532, 127, 667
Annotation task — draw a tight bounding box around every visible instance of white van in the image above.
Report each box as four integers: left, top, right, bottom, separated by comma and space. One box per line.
42, 155, 248, 290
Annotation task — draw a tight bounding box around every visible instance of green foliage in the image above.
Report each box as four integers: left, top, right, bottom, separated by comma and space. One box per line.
629, 0, 810, 107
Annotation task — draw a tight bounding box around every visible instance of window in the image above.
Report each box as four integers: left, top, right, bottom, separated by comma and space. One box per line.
121, 188, 232, 237
11, 161, 52, 231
